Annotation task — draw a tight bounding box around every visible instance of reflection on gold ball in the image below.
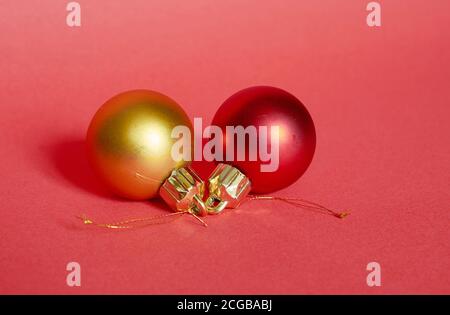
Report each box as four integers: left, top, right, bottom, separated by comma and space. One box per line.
86, 90, 192, 200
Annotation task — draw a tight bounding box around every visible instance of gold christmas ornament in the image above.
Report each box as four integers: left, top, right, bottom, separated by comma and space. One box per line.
86, 90, 193, 200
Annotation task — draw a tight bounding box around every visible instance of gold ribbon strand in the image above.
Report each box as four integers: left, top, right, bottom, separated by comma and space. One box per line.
246, 195, 350, 219
77, 210, 208, 229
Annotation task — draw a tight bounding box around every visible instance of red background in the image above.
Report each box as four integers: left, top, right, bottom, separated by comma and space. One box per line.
0, 0, 449, 294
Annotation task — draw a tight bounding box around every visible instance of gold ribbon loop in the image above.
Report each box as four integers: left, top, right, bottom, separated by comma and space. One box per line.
78, 164, 348, 230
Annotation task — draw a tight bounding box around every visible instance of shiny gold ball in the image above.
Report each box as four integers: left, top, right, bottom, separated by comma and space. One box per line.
86, 90, 193, 200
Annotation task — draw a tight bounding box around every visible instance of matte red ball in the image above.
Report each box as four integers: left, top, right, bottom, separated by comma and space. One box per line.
212, 86, 316, 194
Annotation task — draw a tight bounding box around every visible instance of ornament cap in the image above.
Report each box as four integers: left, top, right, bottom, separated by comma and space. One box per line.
159, 167, 207, 216
206, 164, 251, 214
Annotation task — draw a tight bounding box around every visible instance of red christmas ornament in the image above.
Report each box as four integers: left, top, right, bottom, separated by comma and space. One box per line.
212, 86, 316, 194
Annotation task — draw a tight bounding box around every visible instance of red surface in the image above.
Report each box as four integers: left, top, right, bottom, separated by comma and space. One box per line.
0, 0, 449, 294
